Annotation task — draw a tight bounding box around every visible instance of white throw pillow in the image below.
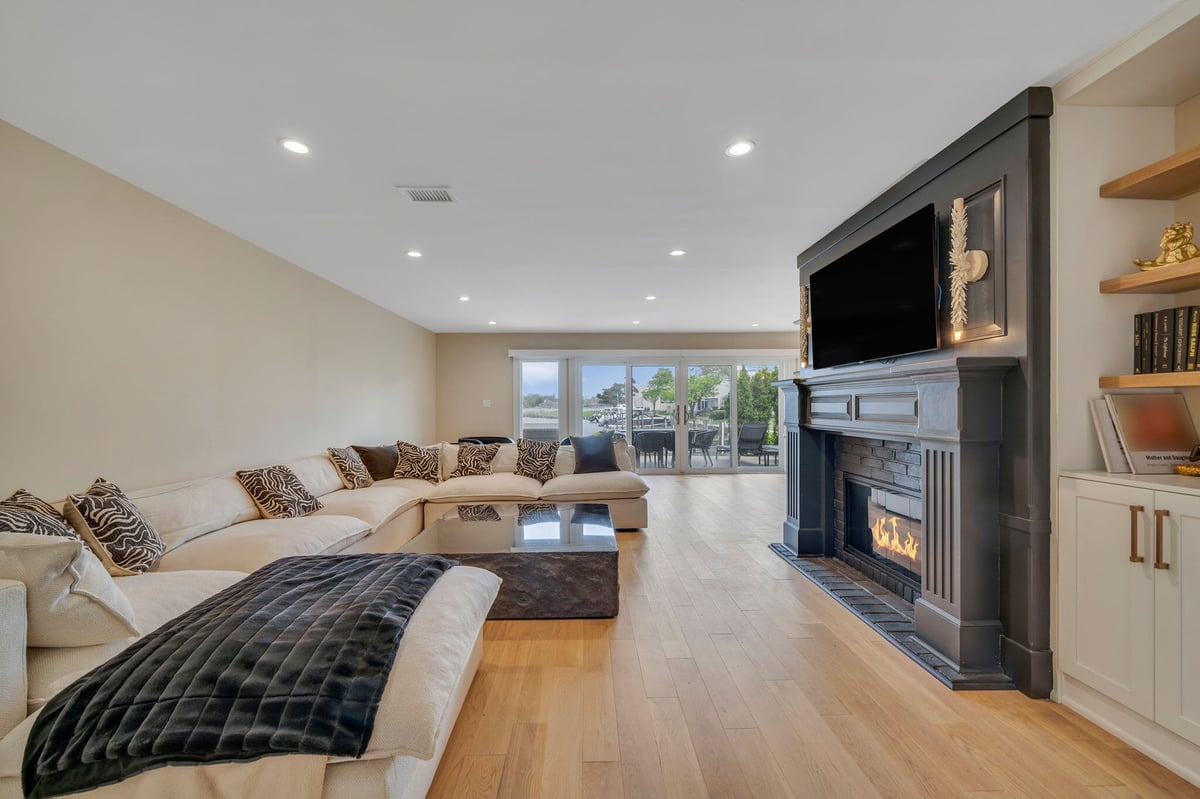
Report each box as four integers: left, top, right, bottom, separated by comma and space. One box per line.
0, 532, 138, 647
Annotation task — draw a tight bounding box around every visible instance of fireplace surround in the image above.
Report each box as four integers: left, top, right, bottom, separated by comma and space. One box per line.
779, 357, 1015, 683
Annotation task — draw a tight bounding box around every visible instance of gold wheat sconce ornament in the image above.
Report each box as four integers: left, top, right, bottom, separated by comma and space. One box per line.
948, 197, 989, 342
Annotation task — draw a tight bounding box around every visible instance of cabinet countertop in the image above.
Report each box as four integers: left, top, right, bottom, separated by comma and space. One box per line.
1061, 470, 1200, 497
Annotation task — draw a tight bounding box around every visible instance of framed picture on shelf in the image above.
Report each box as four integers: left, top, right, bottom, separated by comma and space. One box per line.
1105, 392, 1199, 473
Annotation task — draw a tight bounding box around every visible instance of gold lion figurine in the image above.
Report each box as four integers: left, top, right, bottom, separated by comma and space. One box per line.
1134, 222, 1200, 271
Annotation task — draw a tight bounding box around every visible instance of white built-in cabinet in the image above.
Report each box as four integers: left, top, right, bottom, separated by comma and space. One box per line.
1060, 475, 1200, 747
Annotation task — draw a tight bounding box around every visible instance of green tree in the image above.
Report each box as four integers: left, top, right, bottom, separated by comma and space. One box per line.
595, 382, 625, 406
735, 366, 780, 443
642, 368, 675, 412
523, 393, 556, 409
685, 367, 725, 419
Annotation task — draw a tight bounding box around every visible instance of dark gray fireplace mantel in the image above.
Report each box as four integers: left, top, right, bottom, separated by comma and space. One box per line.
780, 356, 1016, 676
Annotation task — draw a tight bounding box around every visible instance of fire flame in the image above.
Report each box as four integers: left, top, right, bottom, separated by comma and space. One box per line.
871, 516, 919, 561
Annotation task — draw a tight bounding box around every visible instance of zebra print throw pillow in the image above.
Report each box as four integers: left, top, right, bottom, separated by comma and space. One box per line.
458, 504, 501, 522
235, 465, 324, 520
515, 439, 560, 483
395, 442, 442, 483
63, 479, 165, 576
328, 447, 374, 489
0, 489, 79, 539
449, 443, 500, 479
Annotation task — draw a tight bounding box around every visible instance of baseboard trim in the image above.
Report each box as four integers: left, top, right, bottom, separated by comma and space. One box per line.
1060, 674, 1200, 789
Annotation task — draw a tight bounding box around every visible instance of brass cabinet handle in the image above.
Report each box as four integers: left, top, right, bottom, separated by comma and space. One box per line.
1129, 505, 1145, 563
1154, 509, 1171, 570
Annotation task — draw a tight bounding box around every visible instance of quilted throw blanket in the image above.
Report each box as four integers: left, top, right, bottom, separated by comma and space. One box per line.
23, 553, 458, 799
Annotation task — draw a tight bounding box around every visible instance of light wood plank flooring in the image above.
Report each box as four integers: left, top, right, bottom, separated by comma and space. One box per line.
428, 474, 1199, 798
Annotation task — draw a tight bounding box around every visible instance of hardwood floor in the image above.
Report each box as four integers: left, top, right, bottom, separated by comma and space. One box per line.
428, 474, 1199, 799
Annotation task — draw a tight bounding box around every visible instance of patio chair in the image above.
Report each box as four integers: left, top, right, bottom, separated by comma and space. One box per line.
736, 424, 769, 460
689, 428, 719, 466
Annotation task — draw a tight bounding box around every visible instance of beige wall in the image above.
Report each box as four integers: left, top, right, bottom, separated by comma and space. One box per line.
0, 120, 436, 498
1178, 94, 1200, 226
436, 332, 798, 441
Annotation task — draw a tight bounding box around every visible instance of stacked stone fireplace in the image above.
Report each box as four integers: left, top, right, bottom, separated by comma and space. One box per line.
833, 437, 923, 603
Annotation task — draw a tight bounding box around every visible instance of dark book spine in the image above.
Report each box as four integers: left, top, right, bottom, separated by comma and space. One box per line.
1141, 313, 1153, 375
1134, 314, 1143, 373
1175, 306, 1189, 371
1154, 309, 1175, 373
1188, 307, 1200, 371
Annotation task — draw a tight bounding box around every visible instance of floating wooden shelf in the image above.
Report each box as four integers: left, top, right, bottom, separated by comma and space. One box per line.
1099, 372, 1200, 389
1099, 260, 1200, 294
1100, 143, 1200, 200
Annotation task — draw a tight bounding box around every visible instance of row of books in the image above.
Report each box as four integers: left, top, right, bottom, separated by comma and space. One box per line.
1090, 392, 1198, 474
1133, 306, 1200, 373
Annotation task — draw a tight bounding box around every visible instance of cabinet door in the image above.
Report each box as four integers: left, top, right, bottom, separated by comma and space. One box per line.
1059, 478, 1156, 718
1154, 491, 1200, 746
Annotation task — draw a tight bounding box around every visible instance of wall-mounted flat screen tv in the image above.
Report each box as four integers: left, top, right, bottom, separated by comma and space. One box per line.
809, 203, 940, 369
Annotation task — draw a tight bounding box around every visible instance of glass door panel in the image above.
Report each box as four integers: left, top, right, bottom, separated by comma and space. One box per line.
579, 363, 628, 439
734, 363, 782, 470
518, 360, 563, 442
684, 365, 733, 471
629, 364, 677, 471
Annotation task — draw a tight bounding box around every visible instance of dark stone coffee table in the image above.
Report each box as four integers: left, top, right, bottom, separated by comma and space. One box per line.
401, 502, 619, 619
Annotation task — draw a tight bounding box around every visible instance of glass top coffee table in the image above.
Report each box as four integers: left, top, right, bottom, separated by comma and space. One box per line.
401, 502, 619, 619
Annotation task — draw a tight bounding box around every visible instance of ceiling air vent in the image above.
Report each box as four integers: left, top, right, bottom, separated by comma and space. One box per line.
397, 186, 454, 203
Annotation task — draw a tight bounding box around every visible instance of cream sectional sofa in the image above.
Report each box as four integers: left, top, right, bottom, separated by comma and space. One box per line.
0, 440, 648, 799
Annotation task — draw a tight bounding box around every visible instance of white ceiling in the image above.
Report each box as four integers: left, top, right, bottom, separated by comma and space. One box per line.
0, 1, 1175, 333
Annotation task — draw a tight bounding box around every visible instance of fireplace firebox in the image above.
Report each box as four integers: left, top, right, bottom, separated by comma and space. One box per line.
844, 479, 923, 603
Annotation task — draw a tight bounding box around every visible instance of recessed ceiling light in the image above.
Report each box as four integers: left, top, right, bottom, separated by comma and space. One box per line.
458, 296, 470, 302
632, 320, 641, 325
669, 249, 686, 257
751, 323, 760, 327
406, 250, 423, 258
645, 295, 657, 301
488, 320, 497, 325
280, 138, 310, 155
725, 140, 755, 157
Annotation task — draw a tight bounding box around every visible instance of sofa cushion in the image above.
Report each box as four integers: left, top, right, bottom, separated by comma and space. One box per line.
516, 439, 560, 482
153, 515, 370, 573
352, 444, 400, 481
0, 533, 138, 647
394, 441, 441, 483
427, 474, 543, 503
129, 476, 261, 554
285, 454, 346, 497
540, 471, 650, 501
313, 485, 424, 530
449, 443, 500, 478
326, 448, 374, 490
235, 465, 323, 519
351, 565, 501, 760
63, 479, 165, 576
0, 490, 77, 539
25, 569, 246, 711
570, 433, 620, 473
372, 477, 439, 498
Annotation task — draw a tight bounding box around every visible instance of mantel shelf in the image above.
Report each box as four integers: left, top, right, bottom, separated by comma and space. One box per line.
1099, 373, 1200, 389
1099, 260, 1200, 294
1099, 143, 1200, 200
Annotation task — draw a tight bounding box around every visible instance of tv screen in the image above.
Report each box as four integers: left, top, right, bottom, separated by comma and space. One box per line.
809, 204, 940, 369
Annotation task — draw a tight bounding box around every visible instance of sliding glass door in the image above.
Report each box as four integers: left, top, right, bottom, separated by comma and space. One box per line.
565, 357, 786, 474
629, 365, 678, 472
682, 364, 733, 471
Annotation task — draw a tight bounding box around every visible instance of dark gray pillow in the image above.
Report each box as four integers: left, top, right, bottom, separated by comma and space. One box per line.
570, 433, 620, 474
351, 444, 400, 481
